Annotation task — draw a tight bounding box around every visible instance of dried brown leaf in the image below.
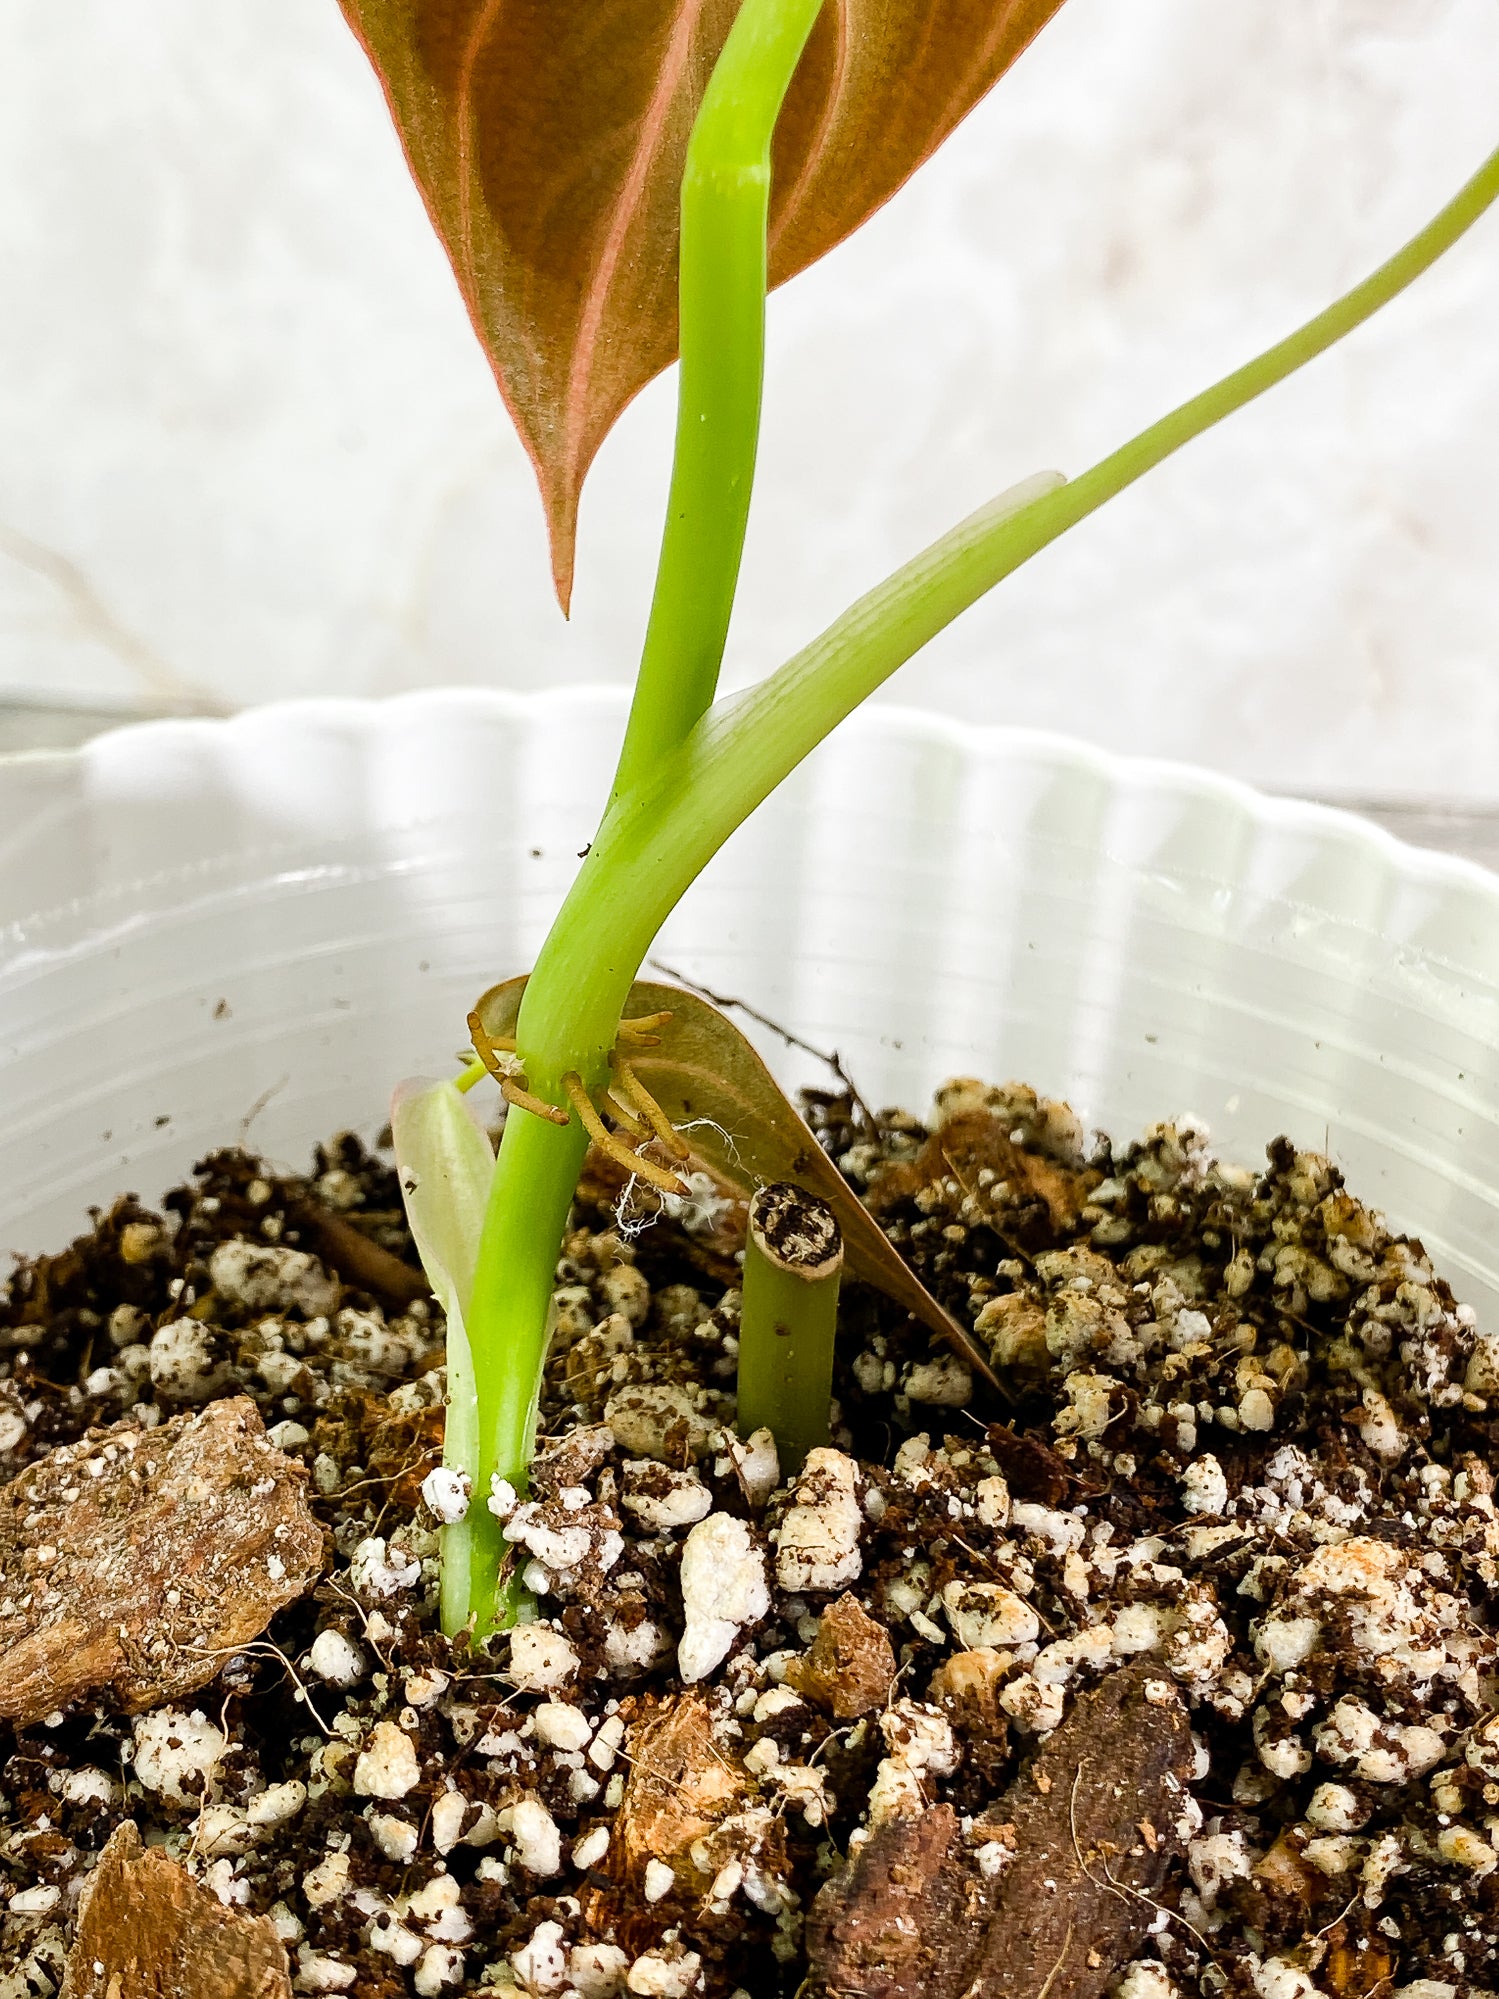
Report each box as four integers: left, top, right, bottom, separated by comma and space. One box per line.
473, 975, 995, 1385
336, 0, 1070, 606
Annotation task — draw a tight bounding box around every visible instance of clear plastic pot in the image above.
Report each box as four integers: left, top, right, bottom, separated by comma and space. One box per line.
3, 689, 1497, 1313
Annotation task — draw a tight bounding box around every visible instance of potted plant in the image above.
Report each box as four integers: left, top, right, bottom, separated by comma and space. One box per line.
2, 5, 1498, 1996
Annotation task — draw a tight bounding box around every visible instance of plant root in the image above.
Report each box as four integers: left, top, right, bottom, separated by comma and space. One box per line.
467, 1009, 519, 1074
610, 1051, 692, 1159
500, 1075, 571, 1126
562, 1072, 688, 1196
604, 1090, 652, 1143
616, 1009, 674, 1048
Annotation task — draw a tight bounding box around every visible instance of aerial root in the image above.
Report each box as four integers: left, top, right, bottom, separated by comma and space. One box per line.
603, 1090, 652, 1143
611, 1051, 691, 1160
501, 1074, 571, 1126
616, 1009, 673, 1048
463, 1005, 690, 1178
467, 1009, 519, 1079
562, 1072, 688, 1196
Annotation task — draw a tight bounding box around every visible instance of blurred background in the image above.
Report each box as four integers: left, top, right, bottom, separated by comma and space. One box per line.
2, 0, 1497, 800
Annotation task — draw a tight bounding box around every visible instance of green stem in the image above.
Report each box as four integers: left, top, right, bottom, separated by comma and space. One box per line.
461, 0, 821, 1634
608, 0, 823, 801
463, 1105, 590, 1635
520, 135, 1499, 1048
737, 1182, 843, 1476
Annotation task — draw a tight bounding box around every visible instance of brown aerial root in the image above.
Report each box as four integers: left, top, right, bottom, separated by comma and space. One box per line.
467, 1008, 518, 1076
562, 1072, 688, 1197
604, 1090, 652, 1143
465, 1002, 690, 1177
500, 1075, 571, 1126
610, 1050, 691, 1160
616, 1008, 674, 1048
467, 1007, 570, 1125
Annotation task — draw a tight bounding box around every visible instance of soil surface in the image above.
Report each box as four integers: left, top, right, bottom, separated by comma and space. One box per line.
5, 1081, 1499, 1999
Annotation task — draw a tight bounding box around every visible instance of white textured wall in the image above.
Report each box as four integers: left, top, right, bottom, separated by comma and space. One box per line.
1, 0, 1497, 796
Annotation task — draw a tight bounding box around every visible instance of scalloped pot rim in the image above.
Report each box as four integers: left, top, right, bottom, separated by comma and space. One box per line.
1, 688, 1498, 1319
8, 684, 1499, 906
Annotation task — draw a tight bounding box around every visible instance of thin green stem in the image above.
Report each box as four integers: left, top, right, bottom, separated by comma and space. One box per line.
463, 1105, 590, 1634
519, 136, 1499, 1054
461, 0, 822, 1633
737, 1183, 843, 1476
608, 0, 823, 801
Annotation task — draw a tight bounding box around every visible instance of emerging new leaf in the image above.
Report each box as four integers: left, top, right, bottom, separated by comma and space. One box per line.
336, 0, 1071, 607
390, 1077, 496, 1632
390, 1077, 495, 1323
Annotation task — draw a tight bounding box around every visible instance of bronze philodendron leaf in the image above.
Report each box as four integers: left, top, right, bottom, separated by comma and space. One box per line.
335, 0, 1071, 609
471, 975, 996, 1386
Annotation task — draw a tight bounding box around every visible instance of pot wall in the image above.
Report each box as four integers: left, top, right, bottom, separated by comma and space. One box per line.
3, 692, 1498, 1314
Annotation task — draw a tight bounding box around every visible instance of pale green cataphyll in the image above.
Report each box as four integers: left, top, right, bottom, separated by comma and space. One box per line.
336, 0, 1499, 1636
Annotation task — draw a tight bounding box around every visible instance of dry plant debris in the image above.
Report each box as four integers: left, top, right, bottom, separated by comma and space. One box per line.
0, 1395, 323, 1726
785, 1594, 895, 1719
2, 1102, 1499, 1998
807, 1661, 1193, 1999
57, 1819, 292, 1999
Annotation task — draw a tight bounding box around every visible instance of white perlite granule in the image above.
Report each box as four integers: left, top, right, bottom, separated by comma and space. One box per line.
508, 1796, 562, 1876
677, 1513, 770, 1683
348, 1535, 421, 1598
352, 1721, 420, 1800
131, 1708, 226, 1804
534, 1701, 592, 1751
775, 1448, 864, 1592
208, 1240, 338, 1317
308, 1628, 366, 1687
1180, 1453, 1228, 1517
419, 1465, 471, 1523
509, 1624, 582, 1693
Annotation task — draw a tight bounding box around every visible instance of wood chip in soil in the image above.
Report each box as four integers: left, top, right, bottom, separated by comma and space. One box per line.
0, 1395, 323, 1725
58, 1820, 291, 1999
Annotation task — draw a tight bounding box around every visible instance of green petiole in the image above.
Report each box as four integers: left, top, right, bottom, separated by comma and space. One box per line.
519, 135, 1499, 1071
608, 0, 825, 800
459, 0, 823, 1636
737, 1182, 845, 1477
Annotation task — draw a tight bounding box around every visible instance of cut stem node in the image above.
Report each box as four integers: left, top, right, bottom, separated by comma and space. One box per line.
737, 1181, 844, 1477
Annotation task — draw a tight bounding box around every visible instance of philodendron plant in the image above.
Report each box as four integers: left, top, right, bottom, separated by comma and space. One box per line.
343, 0, 1499, 1637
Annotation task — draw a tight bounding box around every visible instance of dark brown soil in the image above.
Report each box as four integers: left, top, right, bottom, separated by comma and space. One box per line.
4, 1083, 1499, 1999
